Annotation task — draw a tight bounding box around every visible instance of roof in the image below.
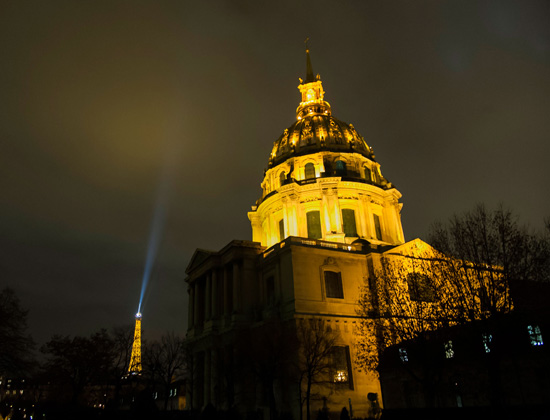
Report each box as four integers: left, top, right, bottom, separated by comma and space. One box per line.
268, 114, 375, 168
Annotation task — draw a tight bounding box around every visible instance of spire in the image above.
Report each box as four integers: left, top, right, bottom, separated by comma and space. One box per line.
128, 312, 142, 375
296, 39, 329, 119
305, 38, 315, 83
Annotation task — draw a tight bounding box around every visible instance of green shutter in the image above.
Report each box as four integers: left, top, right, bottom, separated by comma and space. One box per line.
305, 163, 315, 179
306, 211, 322, 239
374, 214, 382, 240
342, 209, 357, 237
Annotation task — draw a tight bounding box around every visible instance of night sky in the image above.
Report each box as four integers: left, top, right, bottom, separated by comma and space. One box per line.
1, 1, 549, 348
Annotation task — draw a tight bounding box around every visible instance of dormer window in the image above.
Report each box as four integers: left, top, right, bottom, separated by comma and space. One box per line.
363, 166, 371, 181
335, 160, 347, 176
305, 163, 315, 179
279, 171, 286, 187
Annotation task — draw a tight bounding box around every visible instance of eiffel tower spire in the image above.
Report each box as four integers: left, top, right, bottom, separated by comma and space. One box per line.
128, 312, 142, 375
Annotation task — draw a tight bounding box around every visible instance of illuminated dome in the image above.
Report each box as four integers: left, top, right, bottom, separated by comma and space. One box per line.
248, 48, 405, 248
268, 114, 375, 168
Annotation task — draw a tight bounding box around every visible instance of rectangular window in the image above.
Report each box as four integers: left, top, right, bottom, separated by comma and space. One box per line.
373, 214, 382, 240
306, 211, 322, 240
528, 325, 544, 346
324, 271, 344, 299
332, 346, 353, 389
278, 219, 285, 241
342, 209, 358, 237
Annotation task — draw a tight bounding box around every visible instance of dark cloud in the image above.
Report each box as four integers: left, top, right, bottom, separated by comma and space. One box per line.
0, 1, 548, 347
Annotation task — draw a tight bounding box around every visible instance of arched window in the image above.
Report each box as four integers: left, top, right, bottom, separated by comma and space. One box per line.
279, 171, 286, 187
363, 166, 371, 181
342, 209, 358, 237
304, 163, 315, 179
335, 160, 347, 176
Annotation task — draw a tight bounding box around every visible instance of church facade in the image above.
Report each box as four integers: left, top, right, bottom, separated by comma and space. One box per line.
185, 50, 418, 418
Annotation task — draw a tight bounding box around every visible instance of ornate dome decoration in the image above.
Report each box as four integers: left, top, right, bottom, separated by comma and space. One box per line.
269, 115, 374, 168
248, 47, 405, 249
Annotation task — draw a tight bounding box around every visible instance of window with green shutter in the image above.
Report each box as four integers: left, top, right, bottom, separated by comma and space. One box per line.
342, 209, 357, 237
306, 211, 322, 239
373, 214, 382, 240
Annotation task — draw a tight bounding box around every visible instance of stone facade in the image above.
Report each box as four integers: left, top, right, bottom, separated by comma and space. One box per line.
185, 50, 411, 418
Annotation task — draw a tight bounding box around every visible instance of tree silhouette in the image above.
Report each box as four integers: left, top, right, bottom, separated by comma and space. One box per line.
295, 318, 339, 420
237, 318, 297, 420
142, 332, 187, 410
0, 287, 34, 376
41, 329, 115, 405
356, 205, 550, 407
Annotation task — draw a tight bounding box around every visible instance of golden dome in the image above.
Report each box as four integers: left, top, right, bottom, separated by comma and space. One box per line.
268, 114, 375, 168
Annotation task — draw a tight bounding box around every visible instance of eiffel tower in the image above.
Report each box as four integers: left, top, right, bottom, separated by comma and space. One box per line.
128, 312, 142, 375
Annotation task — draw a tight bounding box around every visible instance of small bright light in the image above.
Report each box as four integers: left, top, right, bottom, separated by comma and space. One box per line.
136, 312, 142, 318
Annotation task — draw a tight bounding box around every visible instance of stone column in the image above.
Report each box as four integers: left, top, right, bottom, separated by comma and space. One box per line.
359, 194, 369, 239
210, 349, 218, 407
204, 350, 211, 404
211, 270, 218, 318
223, 266, 230, 317
287, 193, 299, 237
205, 273, 212, 320
193, 282, 200, 326
365, 196, 375, 240
321, 188, 330, 235
248, 210, 263, 243
188, 286, 195, 328
192, 351, 201, 409
233, 262, 241, 313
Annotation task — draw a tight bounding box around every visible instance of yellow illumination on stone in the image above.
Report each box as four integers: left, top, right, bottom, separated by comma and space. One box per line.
248, 51, 405, 249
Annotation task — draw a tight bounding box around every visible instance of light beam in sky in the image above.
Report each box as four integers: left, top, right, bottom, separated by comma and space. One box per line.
137, 130, 179, 315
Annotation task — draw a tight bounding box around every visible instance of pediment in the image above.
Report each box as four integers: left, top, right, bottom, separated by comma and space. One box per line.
185, 248, 216, 274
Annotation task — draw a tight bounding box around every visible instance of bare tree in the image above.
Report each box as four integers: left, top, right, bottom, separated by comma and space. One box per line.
237, 318, 297, 420
143, 332, 187, 410
0, 288, 35, 376
430, 205, 550, 305
356, 205, 550, 407
295, 318, 339, 420
108, 324, 134, 407
41, 329, 115, 405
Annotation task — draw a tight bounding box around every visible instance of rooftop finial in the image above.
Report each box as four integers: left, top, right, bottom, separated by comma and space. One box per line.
305, 37, 315, 83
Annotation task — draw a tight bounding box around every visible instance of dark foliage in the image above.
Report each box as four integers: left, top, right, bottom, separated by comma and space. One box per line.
0, 287, 35, 376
